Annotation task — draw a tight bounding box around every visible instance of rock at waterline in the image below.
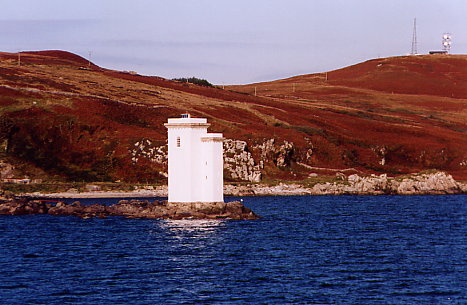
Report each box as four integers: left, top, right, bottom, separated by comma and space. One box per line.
0, 199, 260, 220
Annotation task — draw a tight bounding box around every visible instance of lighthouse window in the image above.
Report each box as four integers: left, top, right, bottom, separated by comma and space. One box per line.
176, 137, 181, 147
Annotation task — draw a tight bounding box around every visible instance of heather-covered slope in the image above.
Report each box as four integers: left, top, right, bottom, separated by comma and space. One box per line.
0, 50, 465, 183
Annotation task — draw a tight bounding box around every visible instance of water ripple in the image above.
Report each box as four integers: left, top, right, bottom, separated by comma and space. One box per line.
0, 195, 465, 304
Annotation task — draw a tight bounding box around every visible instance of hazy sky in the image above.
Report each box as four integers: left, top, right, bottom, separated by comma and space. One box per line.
1, 0, 466, 84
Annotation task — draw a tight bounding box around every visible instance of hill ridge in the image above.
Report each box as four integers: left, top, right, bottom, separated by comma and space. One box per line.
0, 50, 465, 182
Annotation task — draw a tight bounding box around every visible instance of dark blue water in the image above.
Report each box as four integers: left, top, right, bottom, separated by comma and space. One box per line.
1, 195, 465, 304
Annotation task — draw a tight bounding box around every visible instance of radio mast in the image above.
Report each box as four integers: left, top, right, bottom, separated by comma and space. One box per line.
411, 18, 418, 55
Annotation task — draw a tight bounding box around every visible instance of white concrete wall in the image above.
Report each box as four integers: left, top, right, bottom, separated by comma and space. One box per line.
165, 117, 223, 203
201, 134, 224, 202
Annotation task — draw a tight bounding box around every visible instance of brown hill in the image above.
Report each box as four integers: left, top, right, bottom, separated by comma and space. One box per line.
0, 50, 466, 182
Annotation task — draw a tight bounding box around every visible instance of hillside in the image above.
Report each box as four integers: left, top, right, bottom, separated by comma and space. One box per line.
0, 50, 466, 183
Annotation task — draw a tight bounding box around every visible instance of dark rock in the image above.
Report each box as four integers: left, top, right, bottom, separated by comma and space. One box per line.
70, 201, 81, 207
0, 197, 260, 220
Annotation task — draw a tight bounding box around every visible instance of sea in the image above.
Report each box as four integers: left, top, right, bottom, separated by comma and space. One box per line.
0, 195, 465, 304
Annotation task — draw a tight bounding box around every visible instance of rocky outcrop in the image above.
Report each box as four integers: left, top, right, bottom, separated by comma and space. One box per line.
223, 138, 298, 182
110, 200, 258, 220
223, 139, 262, 182
312, 172, 464, 195
129, 138, 299, 183
390, 171, 461, 195
130, 139, 167, 165
0, 160, 15, 179
0, 198, 50, 215
224, 183, 311, 196
223, 171, 466, 196
0, 199, 259, 220
253, 138, 295, 168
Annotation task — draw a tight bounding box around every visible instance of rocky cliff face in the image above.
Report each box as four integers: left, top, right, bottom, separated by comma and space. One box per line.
223, 139, 262, 182
223, 138, 297, 181
223, 138, 301, 181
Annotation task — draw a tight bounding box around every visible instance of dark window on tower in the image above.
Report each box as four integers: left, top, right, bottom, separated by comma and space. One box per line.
176, 137, 181, 147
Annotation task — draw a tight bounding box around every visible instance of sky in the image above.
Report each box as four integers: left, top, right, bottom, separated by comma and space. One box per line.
0, 0, 466, 84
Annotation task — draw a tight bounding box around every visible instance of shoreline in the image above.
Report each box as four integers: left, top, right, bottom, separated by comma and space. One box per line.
25, 190, 167, 199
20, 171, 466, 199
25, 190, 466, 199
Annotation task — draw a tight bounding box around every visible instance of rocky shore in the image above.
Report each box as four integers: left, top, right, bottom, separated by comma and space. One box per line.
0, 199, 259, 220
225, 172, 467, 196
15, 172, 467, 199
1, 172, 463, 220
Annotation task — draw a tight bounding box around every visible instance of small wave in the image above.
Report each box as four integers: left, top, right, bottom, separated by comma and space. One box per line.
49, 290, 98, 297
0, 284, 29, 290
393, 290, 462, 297
22, 253, 41, 259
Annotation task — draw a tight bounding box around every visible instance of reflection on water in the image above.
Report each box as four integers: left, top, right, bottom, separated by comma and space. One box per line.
158, 219, 225, 239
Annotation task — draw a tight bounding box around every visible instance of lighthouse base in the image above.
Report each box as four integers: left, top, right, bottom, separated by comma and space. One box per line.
0, 199, 260, 220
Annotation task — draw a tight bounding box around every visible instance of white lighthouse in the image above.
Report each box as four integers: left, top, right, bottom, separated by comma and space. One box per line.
164, 114, 224, 203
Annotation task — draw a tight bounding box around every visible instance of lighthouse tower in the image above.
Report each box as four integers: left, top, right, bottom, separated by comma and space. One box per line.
164, 114, 224, 203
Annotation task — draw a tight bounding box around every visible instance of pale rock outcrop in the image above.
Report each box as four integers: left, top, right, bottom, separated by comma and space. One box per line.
223, 183, 311, 196
253, 138, 295, 168
0, 160, 15, 179
391, 171, 460, 194
224, 138, 297, 181
311, 182, 347, 195
346, 174, 389, 194
252, 183, 311, 195
223, 139, 262, 182
224, 171, 465, 196
372, 146, 388, 166
85, 184, 101, 192
312, 172, 463, 195
130, 139, 167, 165
128, 137, 300, 182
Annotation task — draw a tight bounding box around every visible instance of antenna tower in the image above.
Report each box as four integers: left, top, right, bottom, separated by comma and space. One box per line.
411, 18, 418, 55
442, 33, 452, 53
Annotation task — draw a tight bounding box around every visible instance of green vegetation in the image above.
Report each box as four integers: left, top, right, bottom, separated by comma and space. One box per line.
0, 181, 164, 194
172, 77, 213, 87
290, 125, 325, 136
0, 182, 84, 194
301, 175, 348, 188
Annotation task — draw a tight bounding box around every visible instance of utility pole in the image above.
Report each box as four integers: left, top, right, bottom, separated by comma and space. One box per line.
88, 51, 92, 68
254, 87, 257, 96
411, 18, 418, 55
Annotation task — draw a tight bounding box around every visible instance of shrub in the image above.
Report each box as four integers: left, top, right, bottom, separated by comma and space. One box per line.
172, 77, 213, 87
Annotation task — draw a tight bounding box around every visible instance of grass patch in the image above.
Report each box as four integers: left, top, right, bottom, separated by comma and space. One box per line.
1, 181, 166, 195
301, 175, 346, 188
290, 125, 325, 136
